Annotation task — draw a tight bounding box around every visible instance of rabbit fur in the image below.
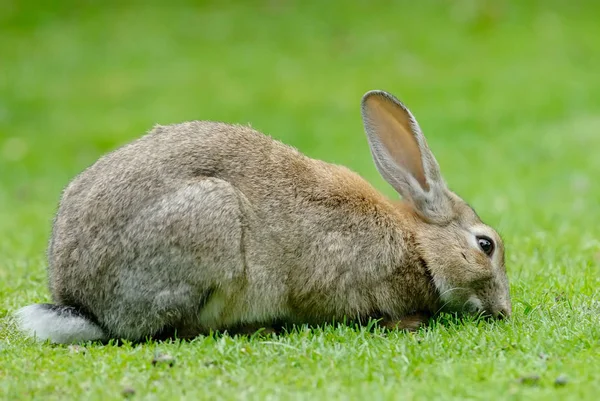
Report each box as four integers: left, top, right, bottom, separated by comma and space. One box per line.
14, 90, 511, 344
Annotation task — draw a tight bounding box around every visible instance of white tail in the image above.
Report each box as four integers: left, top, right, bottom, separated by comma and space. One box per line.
14, 304, 106, 344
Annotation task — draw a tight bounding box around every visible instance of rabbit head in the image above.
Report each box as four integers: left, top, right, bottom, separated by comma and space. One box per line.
361, 90, 511, 319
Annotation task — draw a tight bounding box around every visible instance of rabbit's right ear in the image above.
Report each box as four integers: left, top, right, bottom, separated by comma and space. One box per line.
361, 90, 454, 223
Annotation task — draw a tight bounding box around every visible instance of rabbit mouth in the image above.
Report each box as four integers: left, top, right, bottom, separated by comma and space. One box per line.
463, 295, 484, 314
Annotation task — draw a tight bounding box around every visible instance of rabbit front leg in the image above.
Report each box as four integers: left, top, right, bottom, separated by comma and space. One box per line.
227, 324, 279, 337
379, 312, 431, 332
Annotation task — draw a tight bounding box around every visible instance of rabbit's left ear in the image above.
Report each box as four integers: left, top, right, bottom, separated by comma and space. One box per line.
360, 90, 454, 222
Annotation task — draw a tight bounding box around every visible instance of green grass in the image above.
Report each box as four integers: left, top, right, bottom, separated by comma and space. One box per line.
1, 1, 599, 400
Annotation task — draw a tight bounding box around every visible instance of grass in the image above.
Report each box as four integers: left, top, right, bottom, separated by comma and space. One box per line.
1, 1, 599, 399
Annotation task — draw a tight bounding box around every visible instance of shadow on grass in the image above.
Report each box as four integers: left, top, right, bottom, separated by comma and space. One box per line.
80, 312, 507, 348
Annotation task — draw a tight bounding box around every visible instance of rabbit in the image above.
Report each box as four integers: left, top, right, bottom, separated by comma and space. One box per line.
14, 90, 511, 344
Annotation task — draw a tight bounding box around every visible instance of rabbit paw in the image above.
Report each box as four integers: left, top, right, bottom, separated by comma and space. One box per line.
380, 313, 431, 332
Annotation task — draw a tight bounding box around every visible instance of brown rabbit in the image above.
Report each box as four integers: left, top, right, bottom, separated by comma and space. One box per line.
15, 90, 511, 344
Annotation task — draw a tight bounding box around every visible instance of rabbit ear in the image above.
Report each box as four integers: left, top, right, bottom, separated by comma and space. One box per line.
361, 90, 454, 222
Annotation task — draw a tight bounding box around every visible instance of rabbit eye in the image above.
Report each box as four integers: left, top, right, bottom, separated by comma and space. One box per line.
476, 236, 494, 256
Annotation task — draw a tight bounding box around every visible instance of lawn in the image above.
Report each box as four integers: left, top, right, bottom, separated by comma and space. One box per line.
1, 1, 599, 400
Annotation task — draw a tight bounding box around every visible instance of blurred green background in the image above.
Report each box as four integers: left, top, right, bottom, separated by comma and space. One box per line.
2, 1, 600, 246
1, 1, 599, 400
